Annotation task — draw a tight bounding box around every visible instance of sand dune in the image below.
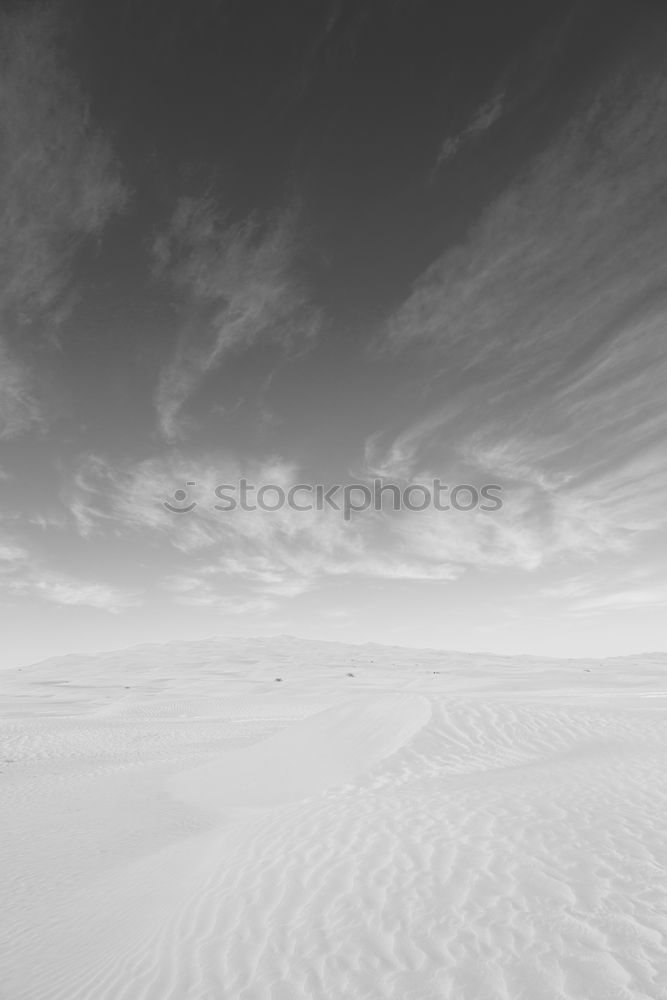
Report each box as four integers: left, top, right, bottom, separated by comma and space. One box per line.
1, 638, 666, 999
169, 694, 431, 811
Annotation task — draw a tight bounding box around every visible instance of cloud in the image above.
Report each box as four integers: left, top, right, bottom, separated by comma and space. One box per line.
0, 533, 136, 612
0, 5, 126, 335
0, 540, 27, 562
54, 53, 667, 612
430, 4, 592, 178
375, 50, 667, 577
539, 562, 667, 616
571, 588, 667, 615
392, 72, 667, 374
63, 449, 468, 610
7, 571, 139, 613
0, 337, 42, 439
363, 400, 469, 479
433, 89, 505, 172
0, 5, 126, 440
153, 198, 321, 440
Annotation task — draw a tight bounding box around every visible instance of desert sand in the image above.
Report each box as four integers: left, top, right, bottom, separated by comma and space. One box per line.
1, 636, 666, 999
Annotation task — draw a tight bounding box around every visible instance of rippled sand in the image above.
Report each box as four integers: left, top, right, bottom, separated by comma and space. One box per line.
1, 638, 666, 999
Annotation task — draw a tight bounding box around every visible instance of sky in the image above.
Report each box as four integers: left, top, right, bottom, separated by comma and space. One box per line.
1, 0, 667, 667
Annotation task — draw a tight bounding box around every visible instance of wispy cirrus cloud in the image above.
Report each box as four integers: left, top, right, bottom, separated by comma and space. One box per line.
7, 571, 139, 613
430, 4, 592, 178
0, 5, 126, 331
391, 69, 667, 378
0, 5, 126, 437
571, 588, 667, 615
0, 339, 41, 439
62, 449, 469, 610
0, 476, 138, 615
0, 535, 137, 613
433, 88, 505, 172
375, 49, 667, 582
153, 198, 321, 440
0, 540, 28, 564
66, 437, 640, 617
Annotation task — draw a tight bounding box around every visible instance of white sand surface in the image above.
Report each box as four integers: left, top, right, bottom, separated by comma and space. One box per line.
1, 637, 666, 999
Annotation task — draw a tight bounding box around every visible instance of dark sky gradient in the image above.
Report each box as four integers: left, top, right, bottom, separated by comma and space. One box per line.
1, 0, 667, 665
